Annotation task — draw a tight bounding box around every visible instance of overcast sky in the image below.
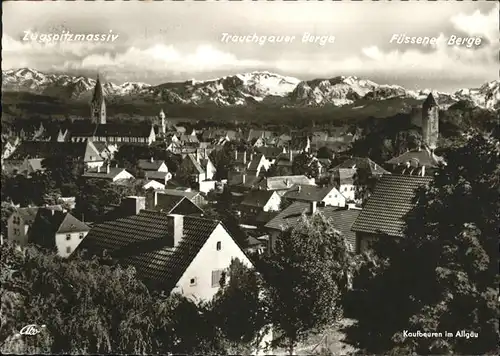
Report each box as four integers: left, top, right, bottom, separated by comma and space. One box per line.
2, 0, 498, 92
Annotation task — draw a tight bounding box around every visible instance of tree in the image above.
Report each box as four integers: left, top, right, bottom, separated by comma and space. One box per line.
1, 202, 15, 240
209, 146, 235, 181
317, 146, 333, 159
261, 213, 354, 354
74, 179, 140, 222
292, 153, 319, 179
267, 164, 290, 177
208, 259, 270, 354
348, 132, 500, 355
0, 242, 226, 355
352, 168, 381, 206
41, 156, 84, 191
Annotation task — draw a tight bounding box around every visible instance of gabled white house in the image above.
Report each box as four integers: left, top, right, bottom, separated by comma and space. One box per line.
284, 184, 346, 207
82, 164, 135, 182
79, 210, 254, 302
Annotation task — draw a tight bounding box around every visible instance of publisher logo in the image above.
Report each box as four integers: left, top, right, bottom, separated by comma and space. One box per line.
18, 324, 46, 336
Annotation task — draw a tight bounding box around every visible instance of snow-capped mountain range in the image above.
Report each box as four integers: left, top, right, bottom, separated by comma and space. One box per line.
2, 68, 499, 110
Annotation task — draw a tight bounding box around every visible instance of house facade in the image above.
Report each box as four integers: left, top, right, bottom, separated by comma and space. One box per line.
171, 222, 254, 302
7, 207, 41, 245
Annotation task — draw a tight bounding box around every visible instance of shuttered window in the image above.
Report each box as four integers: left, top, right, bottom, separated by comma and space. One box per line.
211, 269, 225, 288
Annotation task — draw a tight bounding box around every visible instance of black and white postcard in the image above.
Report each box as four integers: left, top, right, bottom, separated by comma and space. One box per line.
1, 1, 498, 355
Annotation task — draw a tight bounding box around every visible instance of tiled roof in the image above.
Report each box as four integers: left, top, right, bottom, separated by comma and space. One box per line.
145, 171, 169, 180
79, 210, 220, 289
332, 157, 389, 175
283, 184, 335, 202
258, 175, 315, 190
265, 201, 361, 249
91, 141, 108, 153
94, 123, 153, 138
255, 211, 280, 225
351, 174, 432, 237
27, 158, 44, 172
228, 174, 262, 188
186, 154, 205, 174
138, 159, 166, 171
82, 167, 131, 179
386, 148, 446, 168
155, 195, 184, 213
16, 207, 41, 223
241, 190, 276, 208
158, 189, 200, 200
57, 213, 91, 234
68, 122, 98, 137
7, 141, 88, 160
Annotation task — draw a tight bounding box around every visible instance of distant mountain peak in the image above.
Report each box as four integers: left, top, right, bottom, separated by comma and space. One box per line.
1, 67, 498, 110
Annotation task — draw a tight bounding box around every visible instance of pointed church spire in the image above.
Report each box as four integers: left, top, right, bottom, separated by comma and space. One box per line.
423, 92, 438, 110
92, 73, 104, 103
90, 72, 106, 124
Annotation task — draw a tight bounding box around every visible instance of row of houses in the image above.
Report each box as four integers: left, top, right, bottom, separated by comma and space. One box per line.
5, 172, 434, 302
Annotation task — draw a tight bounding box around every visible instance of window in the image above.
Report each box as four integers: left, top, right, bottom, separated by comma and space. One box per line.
190, 278, 197, 286
66, 234, 71, 241
66, 246, 72, 254
211, 269, 225, 288
216, 241, 221, 251
79, 233, 84, 239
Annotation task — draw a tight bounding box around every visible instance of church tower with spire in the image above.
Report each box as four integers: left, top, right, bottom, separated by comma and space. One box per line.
422, 92, 439, 150
90, 74, 106, 124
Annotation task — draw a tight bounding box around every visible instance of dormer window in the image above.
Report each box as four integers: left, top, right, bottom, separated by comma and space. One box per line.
66, 234, 71, 240
216, 241, 221, 251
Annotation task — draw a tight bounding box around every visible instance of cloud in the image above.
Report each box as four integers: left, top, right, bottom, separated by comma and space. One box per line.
449, 8, 498, 42
1, 7, 498, 88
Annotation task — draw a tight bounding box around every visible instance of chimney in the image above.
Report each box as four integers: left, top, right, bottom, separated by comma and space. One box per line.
297, 185, 302, 192
106, 163, 110, 174
167, 214, 184, 247
243, 151, 247, 164
153, 191, 159, 207
123, 196, 146, 215
242, 174, 246, 184
204, 148, 208, 159
310, 201, 317, 214
421, 165, 426, 177
150, 156, 154, 163
235, 150, 238, 160
289, 149, 293, 162
250, 152, 254, 162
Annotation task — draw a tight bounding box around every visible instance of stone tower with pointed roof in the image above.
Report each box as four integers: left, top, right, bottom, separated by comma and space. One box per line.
159, 108, 166, 135
90, 74, 106, 124
422, 92, 439, 150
